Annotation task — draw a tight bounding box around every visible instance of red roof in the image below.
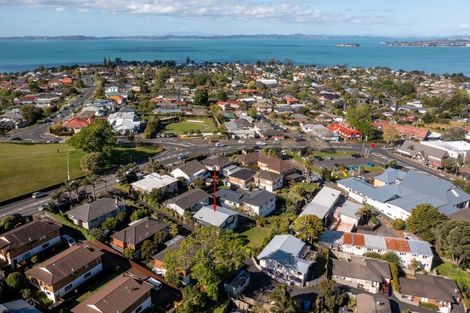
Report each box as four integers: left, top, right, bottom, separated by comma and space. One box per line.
374, 121, 429, 140
240, 89, 258, 94
63, 117, 94, 129
343, 232, 365, 246
328, 123, 362, 137
385, 237, 410, 252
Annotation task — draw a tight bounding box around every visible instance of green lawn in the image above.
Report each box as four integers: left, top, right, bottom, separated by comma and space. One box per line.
165, 118, 217, 135
309, 150, 354, 158
0, 143, 85, 202
435, 263, 470, 291
241, 226, 271, 249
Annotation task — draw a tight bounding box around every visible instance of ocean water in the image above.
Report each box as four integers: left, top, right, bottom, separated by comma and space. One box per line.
1, 37, 470, 75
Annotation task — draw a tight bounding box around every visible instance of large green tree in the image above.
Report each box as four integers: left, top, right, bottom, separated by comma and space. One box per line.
407, 204, 447, 242
293, 215, 324, 245
193, 89, 209, 106
68, 119, 116, 156
163, 227, 246, 301
435, 220, 470, 268
346, 103, 374, 139
317, 279, 347, 313
21, 105, 44, 123
269, 286, 299, 313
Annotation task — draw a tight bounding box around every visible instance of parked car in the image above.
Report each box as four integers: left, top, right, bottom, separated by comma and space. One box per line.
313, 156, 323, 161
237, 140, 245, 144
147, 277, 163, 291
62, 234, 77, 247
215, 142, 225, 147
38, 204, 49, 212
32, 191, 47, 199
178, 152, 189, 160
255, 141, 266, 146
351, 153, 363, 158
326, 156, 334, 160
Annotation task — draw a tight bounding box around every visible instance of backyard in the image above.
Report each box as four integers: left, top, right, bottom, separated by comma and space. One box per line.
0, 143, 85, 202
241, 226, 271, 250
164, 117, 218, 135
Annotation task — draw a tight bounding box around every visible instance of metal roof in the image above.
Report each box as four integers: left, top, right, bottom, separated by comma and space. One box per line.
300, 186, 341, 219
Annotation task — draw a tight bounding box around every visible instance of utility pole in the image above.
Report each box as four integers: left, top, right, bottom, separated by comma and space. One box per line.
67, 149, 71, 181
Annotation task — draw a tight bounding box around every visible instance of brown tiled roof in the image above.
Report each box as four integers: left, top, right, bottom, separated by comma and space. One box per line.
0, 218, 61, 252
258, 154, 295, 173
385, 237, 410, 252
342, 233, 365, 247
177, 160, 206, 176
26, 243, 103, 286
237, 152, 259, 165
165, 189, 209, 211
111, 217, 168, 246
254, 170, 283, 182
72, 274, 153, 313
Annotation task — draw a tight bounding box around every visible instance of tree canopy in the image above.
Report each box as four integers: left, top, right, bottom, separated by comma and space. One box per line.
346, 103, 374, 139
435, 220, 470, 268
293, 215, 324, 245
407, 204, 447, 242
68, 119, 116, 156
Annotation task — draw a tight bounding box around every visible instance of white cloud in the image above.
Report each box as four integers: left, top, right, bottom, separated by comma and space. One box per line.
0, 0, 384, 24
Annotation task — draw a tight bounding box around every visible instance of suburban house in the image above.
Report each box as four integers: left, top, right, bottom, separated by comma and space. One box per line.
62, 116, 95, 133
26, 243, 104, 303
107, 110, 141, 134
202, 155, 232, 172
399, 274, 461, 313
328, 123, 362, 140
0, 218, 61, 267
374, 121, 434, 141
332, 257, 391, 294
164, 189, 209, 216
35, 93, 60, 107
242, 189, 276, 217
254, 170, 284, 192
72, 274, 153, 313
420, 140, 470, 164
257, 234, 316, 287
0, 299, 43, 313
332, 200, 362, 232
226, 168, 254, 189
170, 160, 209, 184
131, 173, 178, 194
320, 230, 434, 272
300, 186, 341, 224
217, 189, 245, 208
111, 217, 169, 256
67, 198, 126, 230
224, 118, 256, 139
356, 293, 392, 313
224, 270, 251, 296
257, 154, 296, 176
301, 123, 339, 141
396, 140, 448, 168
193, 205, 239, 230
153, 235, 192, 285
337, 169, 470, 220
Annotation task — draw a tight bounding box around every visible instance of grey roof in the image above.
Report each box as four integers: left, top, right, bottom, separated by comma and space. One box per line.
203, 155, 231, 168
400, 274, 460, 302
300, 187, 341, 219
165, 189, 209, 211
193, 205, 238, 227
228, 168, 254, 181
243, 189, 275, 207
408, 239, 434, 256
218, 189, 245, 204
152, 235, 185, 261
257, 235, 312, 275
177, 160, 206, 176
68, 198, 120, 222
254, 170, 283, 181
374, 168, 407, 184
0, 300, 43, 313
336, 200, 362, 220
397, 140, 447, 160
363, 234, 387, 250
356, 294, 391, 313
338, 178, 397, 202
333, 258, 391, 282
320, 230, 344, 245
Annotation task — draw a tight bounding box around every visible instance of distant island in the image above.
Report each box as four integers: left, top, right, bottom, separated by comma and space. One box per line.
386, 38, 470, 47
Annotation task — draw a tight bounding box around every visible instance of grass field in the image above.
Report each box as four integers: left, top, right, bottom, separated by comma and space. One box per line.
0, 143, 85, 202
435, 263, 470, 291
165, 117, 217, 134
241, 226, 271, 249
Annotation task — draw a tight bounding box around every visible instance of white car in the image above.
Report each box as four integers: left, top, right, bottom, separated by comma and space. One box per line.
215, 142, 225, 147
62, 234, 77, 247
256, 141, 266, 146
147, 277, 163, 291
237, 140, 245, 144
32, 191, 47, 199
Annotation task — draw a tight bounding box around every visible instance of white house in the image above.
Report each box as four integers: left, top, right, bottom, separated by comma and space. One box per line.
242, 189, 276, 217
300, 186, 341, 224
131, 173, 178, 194
170, 160, 209, 184
107, 110, 141, 134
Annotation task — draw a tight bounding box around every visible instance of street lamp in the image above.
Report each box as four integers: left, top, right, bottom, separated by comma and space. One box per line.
66, 149, 75, 181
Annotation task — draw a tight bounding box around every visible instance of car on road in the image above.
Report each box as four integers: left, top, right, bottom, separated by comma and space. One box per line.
178, 152, 189, 160
32, 191, 47, 199
255, 141, 266, 146
237, 140, 245, 144
215, 142, 225, 147
62, 234, 77, 247
326, 156, 334, 160
351, 153, 363, 158
313, 156, 324, 161
147, 277, 163, 291
10, 136, 22, 141
38, 204, 49, 212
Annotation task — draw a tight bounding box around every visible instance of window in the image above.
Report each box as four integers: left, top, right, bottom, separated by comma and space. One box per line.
135, 306, 143, 313
65, 284, 73, 292
42, 242, 50, 249
24, 252, 31, 259
84, 272, 91, 279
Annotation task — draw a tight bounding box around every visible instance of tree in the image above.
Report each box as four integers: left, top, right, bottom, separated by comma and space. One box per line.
153, 231, 168, 247
176, 285, 205, 313
6, 272, 27, 290
123, 248, 136, 260
269, 286, 299, 313
441, 127, 466, 141
293, 215, 324, 245
320, 167, 332, 181
434, 220, 470, 268
1, 214, 20, 231
80, 152, 104, 173
130, 208, 149, 222
382, 124, 400, 144
393, 218, 405, 230
247, 107, 257, 118
67, 119, 116, 156
346, 104, 374, 138
144, 116, 161, 139
357, 205, 372, 221
146, 158, 159, 173
141, 239, 157, 262
169, 223, 179, 237
407, 204, 447, 242
90, 228, 106, 241
21, 105, 44, 123
317, 279, 347, 313
193, 89, 209, 106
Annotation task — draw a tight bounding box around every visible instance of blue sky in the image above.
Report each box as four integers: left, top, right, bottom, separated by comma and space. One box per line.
0, 0, 469, 37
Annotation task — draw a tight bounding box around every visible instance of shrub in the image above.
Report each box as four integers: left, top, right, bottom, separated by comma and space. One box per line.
6, 272, 27, 290
390, 262, 400, 293
393, 218, 405, 230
